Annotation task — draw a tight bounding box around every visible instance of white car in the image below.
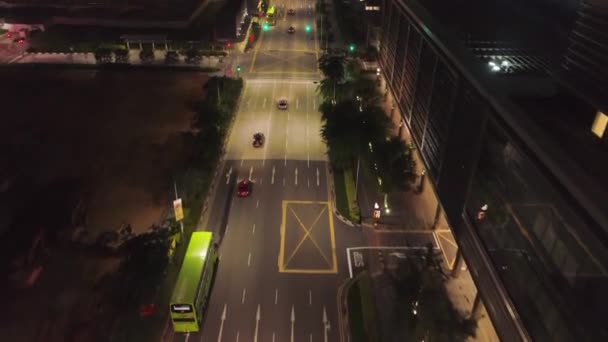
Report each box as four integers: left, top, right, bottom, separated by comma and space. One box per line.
277, 98, 288, 110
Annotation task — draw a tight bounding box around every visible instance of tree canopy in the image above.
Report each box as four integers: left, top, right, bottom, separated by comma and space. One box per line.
319, 99, 391, 169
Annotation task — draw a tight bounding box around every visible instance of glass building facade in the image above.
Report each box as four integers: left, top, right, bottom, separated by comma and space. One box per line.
379, 0, 608, 340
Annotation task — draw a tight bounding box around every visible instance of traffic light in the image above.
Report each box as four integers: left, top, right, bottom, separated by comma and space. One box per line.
236, 65, 241, 72
263, 23, 269, 31
226, 42, 232, 48
305, 25, 311, 32
349, 44, 355, 52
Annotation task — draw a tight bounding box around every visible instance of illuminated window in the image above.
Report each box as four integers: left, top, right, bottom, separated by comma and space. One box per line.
591, 110, 608, 138
365, 5, 380, 10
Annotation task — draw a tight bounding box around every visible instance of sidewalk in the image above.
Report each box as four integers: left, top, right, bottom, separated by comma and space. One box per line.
356, 67, 500, 341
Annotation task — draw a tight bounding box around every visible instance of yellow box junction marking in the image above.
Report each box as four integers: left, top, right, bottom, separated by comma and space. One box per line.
278, 200, 337, 274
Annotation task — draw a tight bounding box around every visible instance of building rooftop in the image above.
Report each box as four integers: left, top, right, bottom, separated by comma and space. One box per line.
0, 0, 210, 27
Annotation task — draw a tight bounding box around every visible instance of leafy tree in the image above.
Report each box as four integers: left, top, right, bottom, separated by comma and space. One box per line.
319, 100, 391, 169
371, 136, 417, 194
391, 244, 477, 342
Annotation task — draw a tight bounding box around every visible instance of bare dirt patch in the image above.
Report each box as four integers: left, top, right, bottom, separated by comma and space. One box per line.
0, 68, 207, 238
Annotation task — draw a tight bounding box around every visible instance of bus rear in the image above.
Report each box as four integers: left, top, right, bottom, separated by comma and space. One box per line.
170, 303, 198, 332
267, 6, 276, 25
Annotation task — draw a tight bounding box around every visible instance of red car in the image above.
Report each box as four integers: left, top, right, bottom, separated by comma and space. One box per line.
237, 180, 252, 197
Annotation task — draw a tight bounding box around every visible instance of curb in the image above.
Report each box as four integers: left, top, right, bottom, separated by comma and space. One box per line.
197, 79, 246, 234
339, 272, 364, 342
326, 165, 357, 227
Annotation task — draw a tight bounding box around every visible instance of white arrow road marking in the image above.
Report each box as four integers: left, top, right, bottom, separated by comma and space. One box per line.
271, 166, 276, 184
216, 304, 227, 342
226, 166, 232, 184
242, 289, 246, 304
295, 168, 298, 185
254, 304, 261, 342
185, 333, 190, 342
249, 166, 254, 181
291, 305, 295, 342
263, 98, 267, 108
316, 168, 320, 186
323, 306, 330, 342
275, 289, 278, 304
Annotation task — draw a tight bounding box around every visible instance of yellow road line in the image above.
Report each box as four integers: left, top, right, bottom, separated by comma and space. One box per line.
278, 269, 338, 274
249, 29, 264, 73
284, 206, 330, 268
253, 70, 320, 75
437, 232, 459, 248
278, 201, 338, 274
278, 200, 287, 271
258, 48, 318, 54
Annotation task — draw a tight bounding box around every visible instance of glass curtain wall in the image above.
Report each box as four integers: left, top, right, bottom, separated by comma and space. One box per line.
465, 117, 608, 341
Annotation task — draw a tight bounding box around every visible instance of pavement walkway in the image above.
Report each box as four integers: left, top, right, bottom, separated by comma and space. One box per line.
352, 67, 500, 341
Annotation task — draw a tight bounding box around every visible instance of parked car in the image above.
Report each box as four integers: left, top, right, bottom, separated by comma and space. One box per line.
165, 51, 180, 64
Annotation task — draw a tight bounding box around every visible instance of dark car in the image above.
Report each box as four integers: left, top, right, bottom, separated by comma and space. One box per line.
253, 133, 265, 148
288, 9, 296, 15
165, 51, 180, 64
277, 98, 288, 110
237, 180, 252, 197
287, 26, 296, 34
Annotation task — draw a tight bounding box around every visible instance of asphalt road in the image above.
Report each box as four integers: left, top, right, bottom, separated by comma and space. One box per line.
167, 2, 363, 341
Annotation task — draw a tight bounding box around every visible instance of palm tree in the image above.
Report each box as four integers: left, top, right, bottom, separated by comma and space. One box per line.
318, 53, 346, 102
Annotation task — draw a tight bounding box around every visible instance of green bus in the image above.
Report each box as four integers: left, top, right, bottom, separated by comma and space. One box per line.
267, 6, 276, 25
170, 231, 218, 333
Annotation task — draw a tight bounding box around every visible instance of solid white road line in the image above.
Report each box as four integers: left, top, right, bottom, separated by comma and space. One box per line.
248, 253, 252, 266
316, 168, 320, 186
216, 304, 227, 342
295, 167, 298, 185
272, 166, 276, 184
252, 224, 256, 235
291, 306, 295, 342
254, 304, 261, 342
242, 289, 247, 304
226, 166, 233, 184
275, 289, 278, 304
309, 290, 312, 305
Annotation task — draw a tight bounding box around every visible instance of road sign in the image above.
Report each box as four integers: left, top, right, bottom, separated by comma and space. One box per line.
173, 198, 184, 221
